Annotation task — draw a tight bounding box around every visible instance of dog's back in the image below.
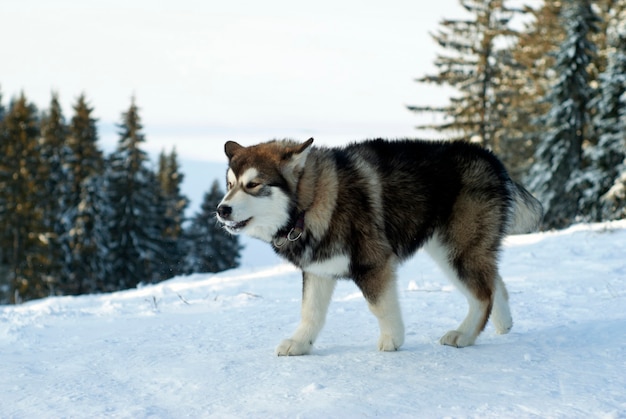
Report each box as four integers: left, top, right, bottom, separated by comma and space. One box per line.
329, 139, 540, 260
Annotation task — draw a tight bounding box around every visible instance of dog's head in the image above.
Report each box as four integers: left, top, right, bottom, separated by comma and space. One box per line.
216, 138, 314, 242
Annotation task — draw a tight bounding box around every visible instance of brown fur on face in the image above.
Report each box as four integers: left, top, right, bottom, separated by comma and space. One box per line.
225, 138, 313, 190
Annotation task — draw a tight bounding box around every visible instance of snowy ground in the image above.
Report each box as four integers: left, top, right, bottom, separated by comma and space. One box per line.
1, 221, 625, 418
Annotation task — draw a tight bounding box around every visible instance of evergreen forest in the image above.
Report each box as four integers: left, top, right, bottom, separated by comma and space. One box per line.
0, 93, 241, 304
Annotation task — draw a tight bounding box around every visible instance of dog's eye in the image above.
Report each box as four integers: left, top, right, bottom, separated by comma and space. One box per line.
246, 181, 260, 189
227, 182, 233, 190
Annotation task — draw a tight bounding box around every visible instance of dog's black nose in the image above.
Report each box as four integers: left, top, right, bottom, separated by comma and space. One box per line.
217, 204, 232, 219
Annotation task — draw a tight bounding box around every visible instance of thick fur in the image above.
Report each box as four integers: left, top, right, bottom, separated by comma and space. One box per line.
216, 138, 543, 355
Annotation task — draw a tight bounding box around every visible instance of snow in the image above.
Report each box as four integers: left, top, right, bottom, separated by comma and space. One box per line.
2, 221, 626, 418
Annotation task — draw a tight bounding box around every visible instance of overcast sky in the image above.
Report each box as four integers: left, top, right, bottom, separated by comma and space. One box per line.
1, 0, 463, 162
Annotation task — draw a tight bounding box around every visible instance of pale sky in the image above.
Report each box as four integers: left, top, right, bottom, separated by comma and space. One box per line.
1, 0, 460, 162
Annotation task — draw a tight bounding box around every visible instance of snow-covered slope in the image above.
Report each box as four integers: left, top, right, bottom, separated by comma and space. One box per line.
1, 221, 625, 418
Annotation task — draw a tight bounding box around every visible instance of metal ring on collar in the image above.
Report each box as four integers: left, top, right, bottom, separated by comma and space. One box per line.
287, 228, 303, 242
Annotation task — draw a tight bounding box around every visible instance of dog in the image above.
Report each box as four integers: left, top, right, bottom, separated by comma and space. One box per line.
216, 138, 543, 355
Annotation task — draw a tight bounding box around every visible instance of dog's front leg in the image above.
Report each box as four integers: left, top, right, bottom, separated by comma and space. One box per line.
356, 258, 405, 351
276, 272, 336, 356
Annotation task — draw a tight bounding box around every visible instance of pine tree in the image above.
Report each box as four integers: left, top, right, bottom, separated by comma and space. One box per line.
156, 148, 189, 279
592, 3, 626, 220
0, 93, 49, 302
65, 173, 113, 294
526, 0, 600, 229
582, 0, 626, 150
408, 0, 522, 155
157, 148, 188, 239
0, 88, 9, 303
105, 98, 169, 289
185, 180, 242, 274
60, 94, 106, 293
39, 92, 74, 294
0, 87, 4, 121
66, 94, 103, 207
503, 1, 565, 180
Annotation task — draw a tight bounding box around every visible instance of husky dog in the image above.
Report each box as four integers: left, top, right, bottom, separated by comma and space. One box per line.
216, 138, 542, 355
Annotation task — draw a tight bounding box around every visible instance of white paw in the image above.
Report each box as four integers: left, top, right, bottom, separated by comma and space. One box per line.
493, 316, 513, 335
378, 333, 404, 352
494, 321, 513, 335
439, 330, 475, 348
275, 339, 312, 356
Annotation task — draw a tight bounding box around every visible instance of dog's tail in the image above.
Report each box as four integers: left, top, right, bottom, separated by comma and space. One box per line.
507, 182, 543, 234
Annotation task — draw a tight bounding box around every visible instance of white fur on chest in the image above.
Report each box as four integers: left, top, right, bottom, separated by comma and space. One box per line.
303, 254, 350, 278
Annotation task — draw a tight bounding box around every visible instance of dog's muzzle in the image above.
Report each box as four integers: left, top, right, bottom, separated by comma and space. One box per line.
216, 204, 251, 233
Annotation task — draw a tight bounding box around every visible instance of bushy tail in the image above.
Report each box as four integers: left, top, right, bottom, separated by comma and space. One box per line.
508, 182, 543, 234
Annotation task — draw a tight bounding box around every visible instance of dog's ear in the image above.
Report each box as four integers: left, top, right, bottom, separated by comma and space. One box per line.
224, 141, 243, 160
298, 137, 314, 154
282, 138, 314, 172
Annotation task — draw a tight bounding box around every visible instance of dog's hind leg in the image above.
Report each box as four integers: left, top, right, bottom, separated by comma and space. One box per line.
439, 291, 492, 348
491, 274, 513, 334
276, 272, 336, 356
425, 234, 495, 348
356, 258, 405, 352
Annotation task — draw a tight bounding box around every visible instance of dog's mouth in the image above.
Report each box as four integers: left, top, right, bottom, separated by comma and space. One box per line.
223, 217, 252, 233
